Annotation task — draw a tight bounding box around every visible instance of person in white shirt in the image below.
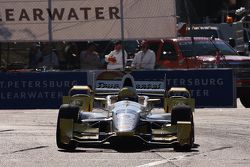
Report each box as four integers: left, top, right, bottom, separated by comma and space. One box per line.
105, 41, 127, 70
132, 40, 156, 69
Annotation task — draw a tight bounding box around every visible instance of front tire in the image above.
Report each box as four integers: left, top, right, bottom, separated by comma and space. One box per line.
56, 104, 79, 150
171, 105, 194, 151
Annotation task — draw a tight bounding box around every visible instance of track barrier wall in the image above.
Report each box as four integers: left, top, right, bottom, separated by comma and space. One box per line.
0, 69, 235, 109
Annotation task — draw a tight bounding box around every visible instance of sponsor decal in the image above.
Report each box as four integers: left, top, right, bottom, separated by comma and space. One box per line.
95, 80, 164, 90
96, 81, 121, 89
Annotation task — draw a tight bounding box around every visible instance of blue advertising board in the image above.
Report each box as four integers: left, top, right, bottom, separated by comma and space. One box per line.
164, 69, 234, 107
131, 69, 235, 107
92, 69, 235, 108
0, 71, 88, 109
0, 69, 235, 109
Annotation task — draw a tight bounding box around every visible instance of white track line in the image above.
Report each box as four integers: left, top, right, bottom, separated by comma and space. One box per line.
136, 155, 187, 167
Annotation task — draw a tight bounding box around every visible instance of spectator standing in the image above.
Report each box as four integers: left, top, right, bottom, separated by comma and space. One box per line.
80, 42, 103, 70
105, 41, 127, 70
36, 43, 59, 69
54, 42, 68, 70
64, 42, 80, 69
28, 42, 41, 69
131, 40, 156, 69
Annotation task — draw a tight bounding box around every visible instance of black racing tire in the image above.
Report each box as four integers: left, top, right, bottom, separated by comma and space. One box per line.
171, 105, 194, 152
171, 105, 192, 125
56, 104, 80, 150
240, 95, 250, 108
57, 104, 80, 122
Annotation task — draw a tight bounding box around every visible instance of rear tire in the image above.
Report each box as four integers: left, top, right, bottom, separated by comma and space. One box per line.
56, 104, 79, 150
171, 105, 194, 151
240, 95, 250, 108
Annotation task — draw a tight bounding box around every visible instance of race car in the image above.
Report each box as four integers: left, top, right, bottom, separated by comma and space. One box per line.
56, 73, 195, 151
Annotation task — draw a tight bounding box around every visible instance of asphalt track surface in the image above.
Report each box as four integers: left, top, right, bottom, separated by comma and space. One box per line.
0, 99, 250, 167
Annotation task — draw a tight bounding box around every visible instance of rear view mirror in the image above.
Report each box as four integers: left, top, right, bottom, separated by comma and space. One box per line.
94, 97, 106, 108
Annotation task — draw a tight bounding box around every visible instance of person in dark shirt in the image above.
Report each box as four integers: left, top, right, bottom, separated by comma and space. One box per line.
36, 43, 59, 69
80, 42, 103, 70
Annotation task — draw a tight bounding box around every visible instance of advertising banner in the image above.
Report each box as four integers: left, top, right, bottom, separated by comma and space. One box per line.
162, 69, 235, 107
92, 69, 235, 107
0, 69, 235, 109
0, 0, 176, 41
0, 71, 87, 109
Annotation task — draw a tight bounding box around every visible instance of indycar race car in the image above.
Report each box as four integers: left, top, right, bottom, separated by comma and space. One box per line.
56, 73, 195, 151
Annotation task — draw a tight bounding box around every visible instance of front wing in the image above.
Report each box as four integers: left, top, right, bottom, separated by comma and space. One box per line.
59, 116, 192, 146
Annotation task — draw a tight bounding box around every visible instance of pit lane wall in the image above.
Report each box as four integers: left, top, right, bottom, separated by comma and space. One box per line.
0, 69, 235, 109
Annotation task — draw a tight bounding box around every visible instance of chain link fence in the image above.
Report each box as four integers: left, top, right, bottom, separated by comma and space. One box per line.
0, 0, 176, 71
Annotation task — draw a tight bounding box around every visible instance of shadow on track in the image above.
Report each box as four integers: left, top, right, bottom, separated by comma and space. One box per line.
58, 142, 200, 153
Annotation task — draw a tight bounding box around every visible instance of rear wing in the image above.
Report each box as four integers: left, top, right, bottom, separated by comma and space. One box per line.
91, 71, 166, 98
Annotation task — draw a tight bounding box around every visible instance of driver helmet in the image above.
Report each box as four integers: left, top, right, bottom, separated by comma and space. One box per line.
118, 87, 138, 102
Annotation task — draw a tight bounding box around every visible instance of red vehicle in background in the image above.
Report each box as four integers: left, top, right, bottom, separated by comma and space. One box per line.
147, 37, 250, 108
